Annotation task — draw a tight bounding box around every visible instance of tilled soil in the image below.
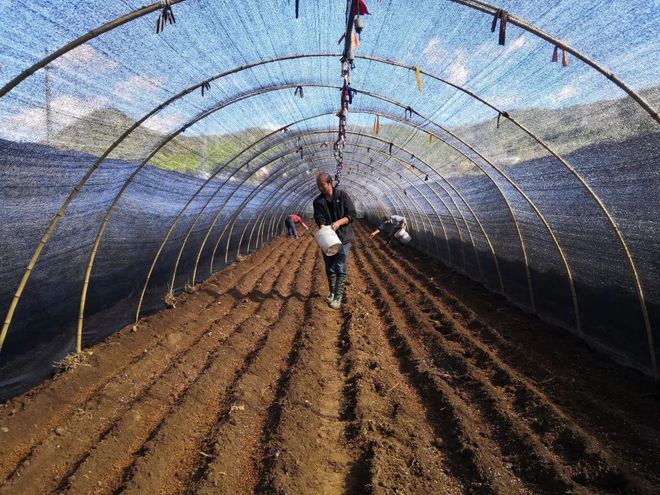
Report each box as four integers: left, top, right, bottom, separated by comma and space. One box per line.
0, 222, 658, 494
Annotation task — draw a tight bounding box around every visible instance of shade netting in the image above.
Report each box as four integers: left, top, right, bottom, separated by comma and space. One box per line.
0, 0, 658, 399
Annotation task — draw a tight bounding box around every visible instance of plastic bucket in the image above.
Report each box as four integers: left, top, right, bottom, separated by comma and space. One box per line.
394, 228, 412, 244
314, 226, 342, 256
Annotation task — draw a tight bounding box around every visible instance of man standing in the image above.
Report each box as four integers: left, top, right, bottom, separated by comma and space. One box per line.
313, 172, 357, 309
369, 214, 406, 243
285, 213, 309, 239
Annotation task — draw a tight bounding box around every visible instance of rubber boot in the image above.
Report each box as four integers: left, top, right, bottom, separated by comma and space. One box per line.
330, 275, 347, 309
326, 274, 336, 303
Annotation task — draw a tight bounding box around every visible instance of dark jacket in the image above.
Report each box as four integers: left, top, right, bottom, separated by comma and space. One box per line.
313, 188, 357, 244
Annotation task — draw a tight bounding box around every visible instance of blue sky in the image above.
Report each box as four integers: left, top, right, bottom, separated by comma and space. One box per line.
0, 0, 657, 141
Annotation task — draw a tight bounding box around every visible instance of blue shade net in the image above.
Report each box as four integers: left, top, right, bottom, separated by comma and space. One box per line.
0, 0, 658, 399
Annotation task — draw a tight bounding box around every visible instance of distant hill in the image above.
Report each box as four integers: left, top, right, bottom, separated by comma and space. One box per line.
49, 107, 271, 177
50, 108, 166, 162
47, 86, 659, 178
454, 85, 659, 166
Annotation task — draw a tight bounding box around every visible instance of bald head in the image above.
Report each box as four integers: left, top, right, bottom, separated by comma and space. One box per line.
316, 172, 332, 186
316, 172, 333, 198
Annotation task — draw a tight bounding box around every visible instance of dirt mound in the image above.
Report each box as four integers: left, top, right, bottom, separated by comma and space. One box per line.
0, 224, 658, 494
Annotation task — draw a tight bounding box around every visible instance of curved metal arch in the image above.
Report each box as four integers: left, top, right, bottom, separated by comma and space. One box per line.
211, 151, 438, 276
138, 102, 532, 320
6, 46, 644, 352
262, 179, 386, 254
129, 117, 407, 322
171, 120, 518, 300
6, 46, 654, 315
1, 80, 652, 378
0, 81, 549, 355
190, 103, 528, 308
443, 0, 658, 124
206, 87, 581, 343
216, 162, 392, 272
241, 128, 509, 293
3, 2, 656, 124
238, 164, 411, 263
148, 81, 560, 322
177, 136, 436, 289
131, 95, 531, 328
240, 153, 437, 258
227, 112, 512, 295
0, 4, 652, 376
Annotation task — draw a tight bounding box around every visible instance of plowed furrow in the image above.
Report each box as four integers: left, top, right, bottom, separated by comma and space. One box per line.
354, 243, 526, 493
357, 225, 652, 493
183, 240, 317, 495
0, 240, 293, 494
54, 237, 302, 495
356, 239, 576, 494
257, 254, 357, 495
343, 253, 464, 494
0, 236, 290, 485
110, 238, 312, 495
381, 226, 659, 453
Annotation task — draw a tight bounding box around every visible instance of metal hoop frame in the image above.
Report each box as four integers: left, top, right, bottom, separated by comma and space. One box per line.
0, 38, 655, 375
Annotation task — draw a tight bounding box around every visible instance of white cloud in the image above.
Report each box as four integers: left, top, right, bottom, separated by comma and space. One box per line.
2, 94, 108, 141
53, 44, 119, 72
504, 36, 528, 54
261, 121, 282, 131
446, 49, 469, 86
142, 112, 185, 133
112, 75, 164, 101
422, 37, 443, 67
489, 91, 520, 108
473, 42, 492, 57
549, 85, 579, 105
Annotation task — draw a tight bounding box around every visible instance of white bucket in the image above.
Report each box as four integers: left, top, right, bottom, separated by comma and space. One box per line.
314, 226, 343, 256
394, 228, 412, 244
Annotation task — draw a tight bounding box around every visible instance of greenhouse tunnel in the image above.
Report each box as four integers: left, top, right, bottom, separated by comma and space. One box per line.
0, 0, 659, 493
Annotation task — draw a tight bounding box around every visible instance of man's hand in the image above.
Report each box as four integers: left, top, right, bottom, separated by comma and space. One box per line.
330, 221, 341, 231
369, 230, 378, 239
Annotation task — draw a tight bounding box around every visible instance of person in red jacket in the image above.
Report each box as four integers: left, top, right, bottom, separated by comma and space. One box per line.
285, 213, 309, 239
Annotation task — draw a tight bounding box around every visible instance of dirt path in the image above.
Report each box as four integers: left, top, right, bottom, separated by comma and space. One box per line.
0, 223, 658, 494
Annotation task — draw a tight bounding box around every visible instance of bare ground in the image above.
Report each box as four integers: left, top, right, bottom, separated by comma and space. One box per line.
0, 222, 658, 495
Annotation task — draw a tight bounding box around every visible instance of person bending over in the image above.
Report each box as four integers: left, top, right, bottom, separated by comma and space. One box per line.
369, 214, 406, 241
285, 213, 309, 239
313, 172, 357, 309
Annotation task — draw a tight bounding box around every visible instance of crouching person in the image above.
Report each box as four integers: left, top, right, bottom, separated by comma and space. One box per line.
370, 214, 406, 244
313, 172, 357, 309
